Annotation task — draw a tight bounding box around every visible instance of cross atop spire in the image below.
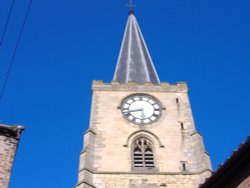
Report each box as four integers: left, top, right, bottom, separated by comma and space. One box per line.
127, 0, 135, 14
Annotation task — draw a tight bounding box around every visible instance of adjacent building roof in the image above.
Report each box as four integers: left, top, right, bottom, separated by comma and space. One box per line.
200, 136, 250, 188
113, 12, 160, 84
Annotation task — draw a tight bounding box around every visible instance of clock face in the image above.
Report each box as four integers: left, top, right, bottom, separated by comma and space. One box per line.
120, 94, 162, 125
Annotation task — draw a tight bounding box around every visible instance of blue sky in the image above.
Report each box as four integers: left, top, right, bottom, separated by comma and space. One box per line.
0, 0, 249, 187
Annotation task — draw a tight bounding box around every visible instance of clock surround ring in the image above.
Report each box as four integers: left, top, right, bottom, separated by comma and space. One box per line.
120, 94, 163, 125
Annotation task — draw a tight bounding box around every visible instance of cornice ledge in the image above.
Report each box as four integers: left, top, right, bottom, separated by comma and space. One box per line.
204, 151, 211, 157
79, 167, 95, 174
80, 150, 87, 155
0, 124, 25, 139
75, 180, 96, 188
84, 128, 96, 135
190, 131, 203, 137
78, 167, 213, 176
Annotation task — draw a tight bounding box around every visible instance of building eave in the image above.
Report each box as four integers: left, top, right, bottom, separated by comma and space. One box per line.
0, 124, 24, 139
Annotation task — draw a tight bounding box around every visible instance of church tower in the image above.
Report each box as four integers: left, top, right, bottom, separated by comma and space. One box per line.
75, 10, 212, 188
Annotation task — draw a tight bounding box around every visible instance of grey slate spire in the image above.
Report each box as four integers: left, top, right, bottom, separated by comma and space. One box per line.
113, 12, 160, 84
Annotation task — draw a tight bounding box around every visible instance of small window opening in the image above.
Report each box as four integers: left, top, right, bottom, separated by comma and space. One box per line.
180, 122, 184, 130
181, 161, 187, 171
182, 163, 186, 171
176, 98, 179, 104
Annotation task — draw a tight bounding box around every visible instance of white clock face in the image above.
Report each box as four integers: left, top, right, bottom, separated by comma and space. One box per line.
120, 94, 162, 125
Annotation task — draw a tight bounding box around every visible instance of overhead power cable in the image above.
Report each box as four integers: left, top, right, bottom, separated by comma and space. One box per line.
0, 0, 15, 45
0, 0, 32, 101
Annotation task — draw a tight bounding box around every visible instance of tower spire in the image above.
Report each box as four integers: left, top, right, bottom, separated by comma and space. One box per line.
113, 10, 160, 84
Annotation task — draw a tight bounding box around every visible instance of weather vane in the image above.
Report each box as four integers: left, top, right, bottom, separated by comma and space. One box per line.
127, 0, 136, 13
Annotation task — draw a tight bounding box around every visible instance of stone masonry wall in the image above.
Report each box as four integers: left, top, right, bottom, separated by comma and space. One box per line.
76, 171, 211, 188
95, 174, 194, 188
0, 125, 24, 188
237, 176, 250, 188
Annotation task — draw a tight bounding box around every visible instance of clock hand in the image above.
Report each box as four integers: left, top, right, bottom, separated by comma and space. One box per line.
122, 108, 143, 113
141, 110, 146, 119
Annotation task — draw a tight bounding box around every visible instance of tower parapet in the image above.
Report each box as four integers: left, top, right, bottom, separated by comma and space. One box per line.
92, 80, 188, 93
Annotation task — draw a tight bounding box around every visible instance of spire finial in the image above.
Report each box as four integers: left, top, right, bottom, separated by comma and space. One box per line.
127, 0, 135, 14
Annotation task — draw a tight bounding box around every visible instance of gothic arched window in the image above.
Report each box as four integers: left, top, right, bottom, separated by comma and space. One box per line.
132, 137, 155, 168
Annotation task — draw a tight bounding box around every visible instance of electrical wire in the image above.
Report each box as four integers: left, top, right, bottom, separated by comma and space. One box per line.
0, 0, 15, 45
0, 0, 32, 101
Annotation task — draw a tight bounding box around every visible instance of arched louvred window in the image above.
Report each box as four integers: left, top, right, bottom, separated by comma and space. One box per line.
133, 138, 155, 168
133, 146, 143, 167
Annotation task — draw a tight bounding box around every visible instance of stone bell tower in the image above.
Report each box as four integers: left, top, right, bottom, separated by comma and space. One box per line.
75, 10, 212, 188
